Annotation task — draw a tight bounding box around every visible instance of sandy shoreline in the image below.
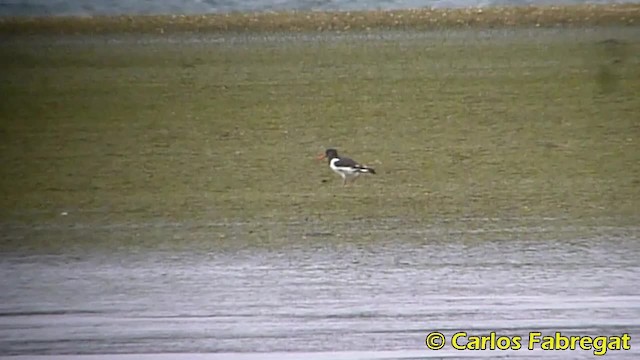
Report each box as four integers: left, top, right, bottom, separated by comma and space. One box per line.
0, 4, 639, 35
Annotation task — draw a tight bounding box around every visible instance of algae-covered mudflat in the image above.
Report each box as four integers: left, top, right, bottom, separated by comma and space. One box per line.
1, 4, 639, 34
0, 15, 639, 251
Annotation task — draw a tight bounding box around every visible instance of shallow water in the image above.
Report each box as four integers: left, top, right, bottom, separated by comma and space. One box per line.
1, 220, 638, 359
2, 0, 640, 17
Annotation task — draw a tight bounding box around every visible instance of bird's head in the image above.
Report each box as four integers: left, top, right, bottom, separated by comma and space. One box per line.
316, 148, 338, 161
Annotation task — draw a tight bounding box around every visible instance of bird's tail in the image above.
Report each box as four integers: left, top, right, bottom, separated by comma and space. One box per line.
358, 166, 376, 174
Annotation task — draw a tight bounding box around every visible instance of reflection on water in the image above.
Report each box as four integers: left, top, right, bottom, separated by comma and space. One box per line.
0, 220, 639, 359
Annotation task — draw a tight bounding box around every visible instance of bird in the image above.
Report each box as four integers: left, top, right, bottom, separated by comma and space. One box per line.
317, 148, 376, 186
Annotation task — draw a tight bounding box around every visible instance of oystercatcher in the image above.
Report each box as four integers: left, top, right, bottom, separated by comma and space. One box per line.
317, 148, 376, 186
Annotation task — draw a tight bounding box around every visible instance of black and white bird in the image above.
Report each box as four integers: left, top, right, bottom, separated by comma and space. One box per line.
317, 148, 376, 186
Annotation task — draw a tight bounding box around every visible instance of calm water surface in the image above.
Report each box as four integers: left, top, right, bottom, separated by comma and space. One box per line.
2, 0, 640, 17
1, 219, 638, 359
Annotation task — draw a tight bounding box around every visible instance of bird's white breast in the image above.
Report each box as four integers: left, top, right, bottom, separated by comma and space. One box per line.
330, 158, 359, 176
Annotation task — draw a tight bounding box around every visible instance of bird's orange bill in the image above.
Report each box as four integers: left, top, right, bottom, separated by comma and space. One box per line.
316, 153, 326, 161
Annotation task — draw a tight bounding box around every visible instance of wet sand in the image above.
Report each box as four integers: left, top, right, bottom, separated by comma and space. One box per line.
1, 231, 639, 358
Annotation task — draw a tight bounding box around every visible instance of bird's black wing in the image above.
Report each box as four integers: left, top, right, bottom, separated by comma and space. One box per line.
334, 157, 359, 168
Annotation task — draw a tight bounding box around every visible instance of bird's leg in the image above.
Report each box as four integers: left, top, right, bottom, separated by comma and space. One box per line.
342, 177, 348, 187
345, 175, 358, 187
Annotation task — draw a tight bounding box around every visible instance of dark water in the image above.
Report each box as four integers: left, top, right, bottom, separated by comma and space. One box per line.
0, 0, 639, 17
1, 219, 639, 359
